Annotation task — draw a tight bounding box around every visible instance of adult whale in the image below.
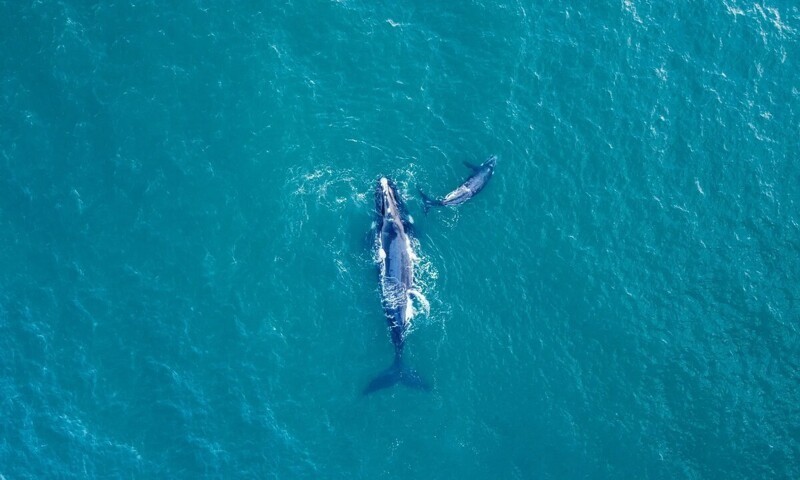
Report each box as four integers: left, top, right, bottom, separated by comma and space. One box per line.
364, 177, 431, 394
419, 155, 497, 213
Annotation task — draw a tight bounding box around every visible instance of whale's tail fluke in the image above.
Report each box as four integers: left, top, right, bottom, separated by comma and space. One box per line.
363, 355, 431, 395
418, 188, 439, 214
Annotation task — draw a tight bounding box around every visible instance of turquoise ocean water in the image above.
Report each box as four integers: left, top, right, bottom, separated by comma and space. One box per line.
1, 1, 799, 478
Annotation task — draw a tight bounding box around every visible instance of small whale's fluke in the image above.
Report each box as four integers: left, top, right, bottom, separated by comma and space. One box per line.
418, 187, 441, 214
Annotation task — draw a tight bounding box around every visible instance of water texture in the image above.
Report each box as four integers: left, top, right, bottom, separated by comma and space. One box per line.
1, 1, 798, 478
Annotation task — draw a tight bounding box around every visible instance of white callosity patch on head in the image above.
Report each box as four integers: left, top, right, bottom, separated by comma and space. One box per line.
381, 179, 406, 235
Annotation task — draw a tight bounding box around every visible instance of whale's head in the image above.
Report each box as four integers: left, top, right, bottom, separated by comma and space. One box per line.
375, 177, 393, 217
375, 177, 404, 222
484, 155, 498, 170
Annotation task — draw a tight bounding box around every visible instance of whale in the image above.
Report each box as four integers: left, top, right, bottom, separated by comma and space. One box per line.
364, 177, 431, 394
419, 155, 497, 213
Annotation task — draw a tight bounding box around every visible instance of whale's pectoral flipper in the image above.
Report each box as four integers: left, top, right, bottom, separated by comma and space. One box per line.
463, 160, 480, 171
363, 355, 432, 395
408, 289, 430, 316
365, 223, 378, 252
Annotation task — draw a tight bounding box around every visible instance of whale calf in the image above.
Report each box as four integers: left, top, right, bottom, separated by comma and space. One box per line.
364, 177, 431, 394
419, 155, 497, 213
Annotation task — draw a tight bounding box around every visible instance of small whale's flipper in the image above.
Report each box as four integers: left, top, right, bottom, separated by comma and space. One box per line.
463, 160, 481, 171
418, 188, 440, 214
363, 355, 432, 395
